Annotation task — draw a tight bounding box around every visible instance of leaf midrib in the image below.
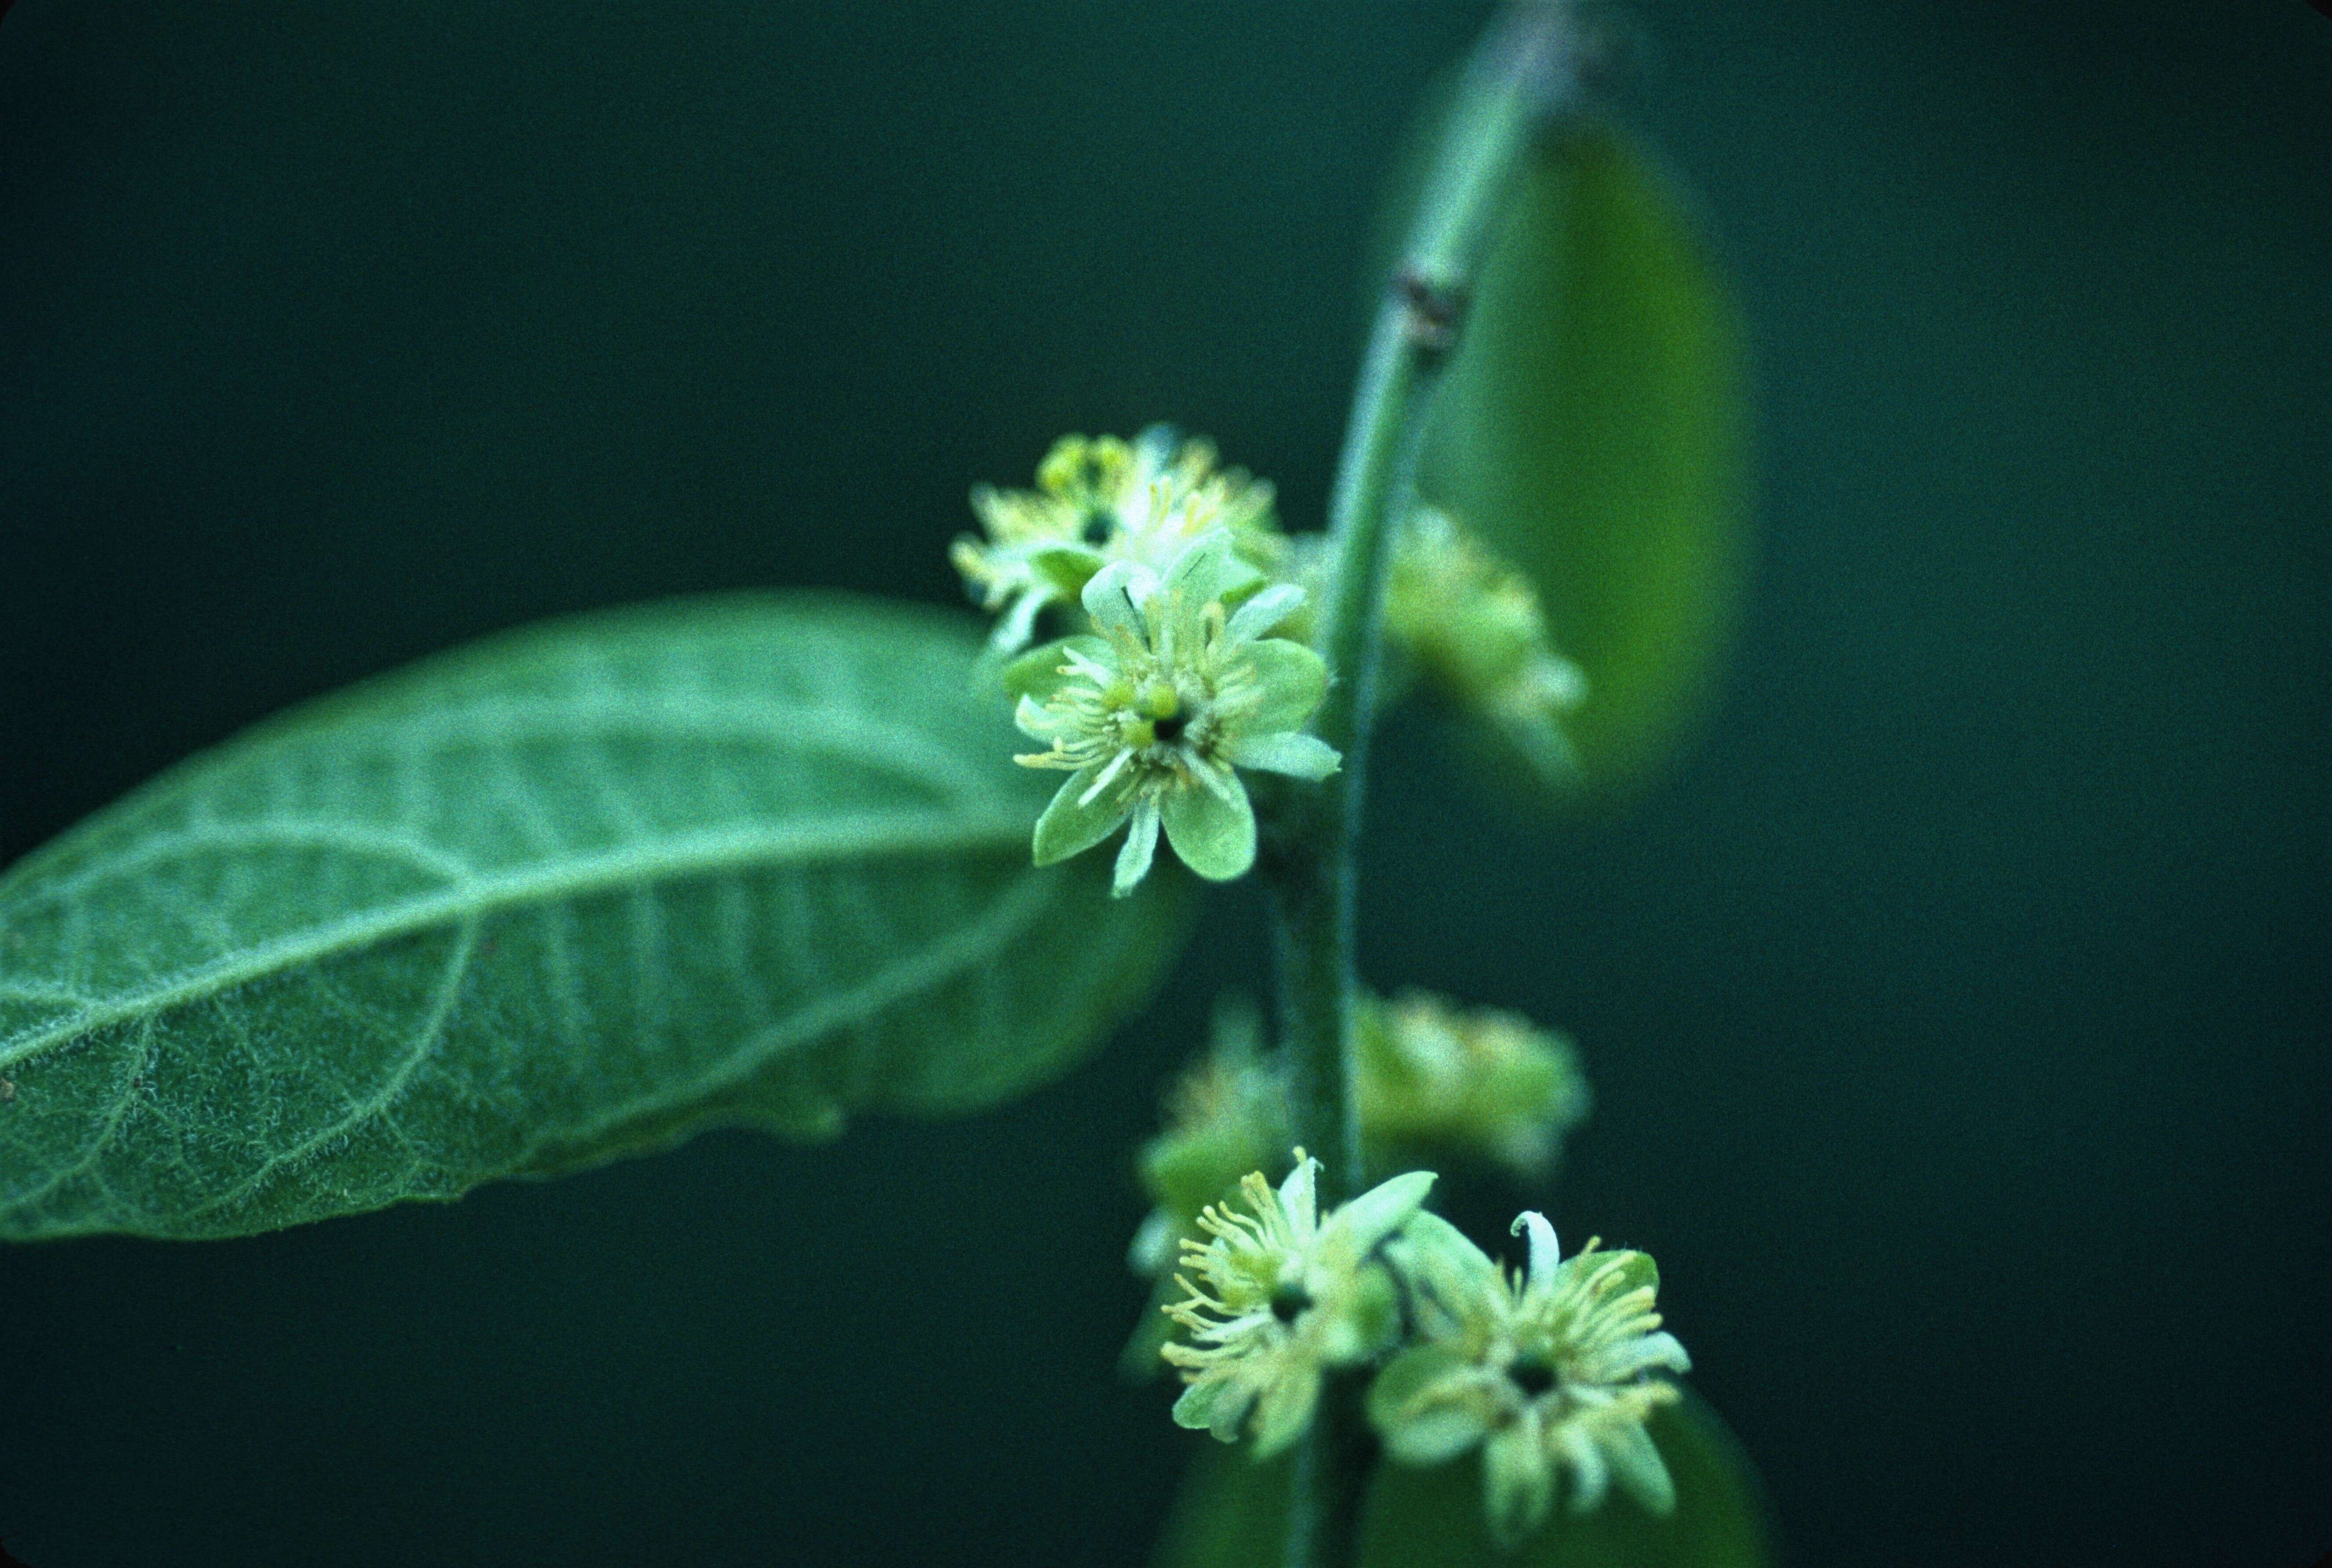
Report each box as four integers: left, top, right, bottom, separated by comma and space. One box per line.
0, 810, 1030, 1068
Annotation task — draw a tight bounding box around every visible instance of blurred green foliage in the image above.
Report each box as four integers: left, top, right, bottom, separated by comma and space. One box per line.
1421, 126, 1749, 795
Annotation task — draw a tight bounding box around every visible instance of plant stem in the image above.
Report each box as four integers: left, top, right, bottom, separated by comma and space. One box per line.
1262, 7, 1582, 1567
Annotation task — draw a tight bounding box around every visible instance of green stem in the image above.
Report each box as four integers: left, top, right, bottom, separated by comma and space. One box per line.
1262, 6, 1581, 1567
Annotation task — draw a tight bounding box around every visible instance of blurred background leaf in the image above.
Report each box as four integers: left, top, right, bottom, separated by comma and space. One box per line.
1418, 123, 1750, 799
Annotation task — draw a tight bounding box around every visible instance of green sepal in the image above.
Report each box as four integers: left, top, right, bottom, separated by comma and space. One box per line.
1224, 732, 1339, 781
1119, 1268, 1185, 1381
1246, 1364, 1327, 1460
1000, 634, 1107, 702
1147, 1128, 1273, 1227
1607, 1419, 1679, 1516
1485, 1421, 1558, 1547
1240, 639, 1331, 734
1030, 767, 1131, 865
1568, 1246, 1659, 1300
1159, 779, 1257, 882
1164, 528, 1266, 608
1366, 1343, 1489, 1467
1173, 1370, 1252, 1444
1029, 543, 1105, 597
1334, 1169, 1437, 1254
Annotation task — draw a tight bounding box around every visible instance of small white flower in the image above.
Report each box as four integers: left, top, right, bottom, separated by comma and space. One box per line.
1162, 1153, 1435, 1458
1369, 1211, 1691, 1546
1007, 531, 1339, 895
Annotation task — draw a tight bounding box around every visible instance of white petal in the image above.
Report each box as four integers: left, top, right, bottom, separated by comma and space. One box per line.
1112, 800, 1162, 894
1063, 645, 1115, 681
1012, 694, 1050, 740
1603, 1330, 1691, 1378
1225, 583, 1305, 645
1276, 1155, 1321, 1240
992, 588, 1047, 652
1224, 732, 1340, 780
1079, 747, 1134, 805
1127, 1209, 1176, 1274
1513, 1211, 1560, 1293
1081, 561, 1150, 640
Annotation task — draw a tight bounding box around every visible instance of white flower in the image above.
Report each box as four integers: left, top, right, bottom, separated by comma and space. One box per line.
1369, 1211, 1691, 1546
1007, 531, 1339, 895
1162, 1154, 1435, 1458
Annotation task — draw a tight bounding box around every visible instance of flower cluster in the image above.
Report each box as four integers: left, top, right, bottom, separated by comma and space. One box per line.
1356, 990, 1591, 1183
1385, 506, 1588, 785
1126, 990, 1589, 1283
1005, 533, 1337, 895
957, 435, 1600, 890
1152, 1149, 1689, 1547
953, 428, 1282, 654
960, 435, 1690, 1548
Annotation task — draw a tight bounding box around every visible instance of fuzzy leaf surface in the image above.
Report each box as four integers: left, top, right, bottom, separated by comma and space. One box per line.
0, 594, 1187, 1241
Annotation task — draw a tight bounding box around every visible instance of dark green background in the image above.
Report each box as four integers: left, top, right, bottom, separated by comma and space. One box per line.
4, 2, 2326, 1564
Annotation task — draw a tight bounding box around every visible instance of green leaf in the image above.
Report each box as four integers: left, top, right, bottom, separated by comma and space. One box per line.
1153, 1390, 1773, 1568
1419, 124, 1751, 795
0, 593, 1190, 1242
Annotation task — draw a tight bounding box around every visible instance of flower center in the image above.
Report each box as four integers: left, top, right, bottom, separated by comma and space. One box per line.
1269, 1282, 1315, 1324
1138, 680, 1188, 745
1507, 1354, 1558, 1398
